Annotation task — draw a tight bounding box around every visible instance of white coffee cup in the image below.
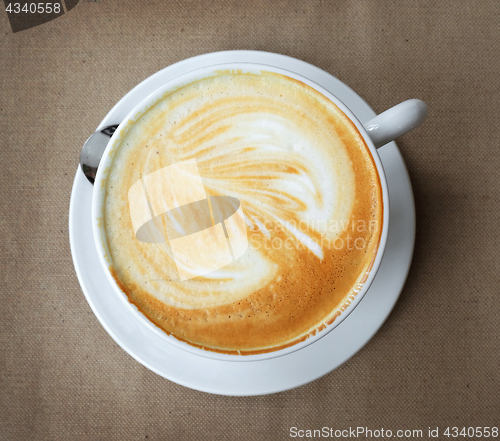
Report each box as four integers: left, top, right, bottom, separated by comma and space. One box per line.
92, 55, 427, 362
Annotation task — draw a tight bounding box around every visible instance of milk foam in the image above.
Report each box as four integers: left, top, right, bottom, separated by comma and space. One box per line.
103, 71, 382, 353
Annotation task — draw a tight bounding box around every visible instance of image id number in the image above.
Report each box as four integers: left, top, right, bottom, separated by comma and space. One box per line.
5, 3, 61, 13
444, 427, 499, 438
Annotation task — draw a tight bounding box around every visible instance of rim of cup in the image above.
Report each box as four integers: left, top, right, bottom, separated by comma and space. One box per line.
92, 62, 390, 362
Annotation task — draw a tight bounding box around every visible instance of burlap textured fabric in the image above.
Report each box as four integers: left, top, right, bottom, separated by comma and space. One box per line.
1, 1, 499, 439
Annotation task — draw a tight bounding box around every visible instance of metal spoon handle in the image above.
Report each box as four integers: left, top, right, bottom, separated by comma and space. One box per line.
80, 124, 119, 184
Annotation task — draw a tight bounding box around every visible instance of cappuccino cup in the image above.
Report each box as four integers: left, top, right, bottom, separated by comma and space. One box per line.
92, 56, 426, 361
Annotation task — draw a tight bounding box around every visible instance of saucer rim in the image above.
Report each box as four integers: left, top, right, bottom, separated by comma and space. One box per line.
69, 50, 415, 396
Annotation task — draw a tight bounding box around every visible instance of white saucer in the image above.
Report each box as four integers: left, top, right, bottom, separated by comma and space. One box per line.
69, 51, 415, 396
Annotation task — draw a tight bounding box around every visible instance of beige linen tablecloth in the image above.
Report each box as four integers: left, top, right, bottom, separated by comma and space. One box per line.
1, 1, 499, 439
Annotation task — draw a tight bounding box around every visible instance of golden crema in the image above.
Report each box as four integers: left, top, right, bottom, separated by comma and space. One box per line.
103, 71, 383, 354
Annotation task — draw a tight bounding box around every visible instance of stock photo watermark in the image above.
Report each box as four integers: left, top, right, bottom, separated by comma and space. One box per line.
248, 217, 378, 252
289, 426, 499, 438
127, 158, 379, 282
3, 0, 79, 33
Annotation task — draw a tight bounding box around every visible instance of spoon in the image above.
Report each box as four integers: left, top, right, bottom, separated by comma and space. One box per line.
80, 124, 119, 184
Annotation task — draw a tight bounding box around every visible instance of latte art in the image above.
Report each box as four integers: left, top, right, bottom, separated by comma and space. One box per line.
103, 71, 383, 354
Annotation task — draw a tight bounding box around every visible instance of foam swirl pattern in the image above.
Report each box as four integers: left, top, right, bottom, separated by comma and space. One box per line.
103, 71, 383, 354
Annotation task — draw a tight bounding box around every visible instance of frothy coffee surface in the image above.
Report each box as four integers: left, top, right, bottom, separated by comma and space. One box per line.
103, 71, 383, 354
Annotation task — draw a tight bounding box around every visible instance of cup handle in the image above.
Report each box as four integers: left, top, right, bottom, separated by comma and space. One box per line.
363, 99, 428, 149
